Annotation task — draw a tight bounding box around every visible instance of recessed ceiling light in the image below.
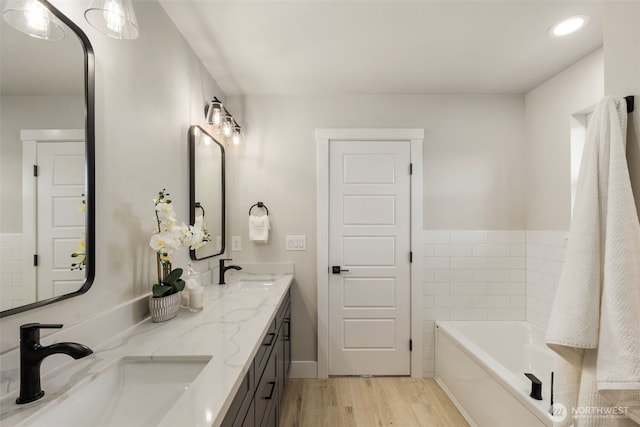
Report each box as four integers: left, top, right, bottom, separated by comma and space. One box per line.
549, 15, 590, 37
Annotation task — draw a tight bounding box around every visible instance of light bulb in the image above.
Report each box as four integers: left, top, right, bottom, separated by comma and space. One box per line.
232, 126, 242, 145
206, 98, 223, 126
84, 0, 139, 39
2, 0, 65, 40
25, 0, 48, 34
212, 109, 221, 126
103, 0, 125, 34
222, 116, 233, 137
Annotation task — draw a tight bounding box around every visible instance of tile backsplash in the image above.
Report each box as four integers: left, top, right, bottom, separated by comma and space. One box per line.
525, 231, 567, 331
422, 229, 567, 377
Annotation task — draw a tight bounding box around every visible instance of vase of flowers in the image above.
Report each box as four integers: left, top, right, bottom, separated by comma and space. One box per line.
148, 189, 209, 322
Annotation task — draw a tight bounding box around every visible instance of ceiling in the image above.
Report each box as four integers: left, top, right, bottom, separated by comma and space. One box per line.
159, 0, 604, 96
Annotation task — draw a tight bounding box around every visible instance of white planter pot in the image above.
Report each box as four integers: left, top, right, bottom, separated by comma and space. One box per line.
148, 292, 180, 323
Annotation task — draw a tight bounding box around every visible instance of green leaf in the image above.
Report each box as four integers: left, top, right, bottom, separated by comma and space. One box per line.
173, 279, 185, 293
165, 268, 183, 285
152, 284, 172, 298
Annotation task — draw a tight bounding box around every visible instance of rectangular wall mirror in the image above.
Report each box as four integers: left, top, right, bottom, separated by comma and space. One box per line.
189, 125, 225, 259
0, 0, 95, 317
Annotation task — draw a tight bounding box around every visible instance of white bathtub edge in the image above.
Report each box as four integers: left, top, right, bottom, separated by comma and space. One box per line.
435, 321, 553, 427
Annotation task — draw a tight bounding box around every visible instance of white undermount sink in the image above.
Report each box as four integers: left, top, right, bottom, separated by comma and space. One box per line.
21, 356, 210, 427
229, 279, 275, 290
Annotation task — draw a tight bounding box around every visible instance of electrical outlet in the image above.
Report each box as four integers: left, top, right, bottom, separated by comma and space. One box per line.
232, 236, 242, 251
286, 235, 306, 251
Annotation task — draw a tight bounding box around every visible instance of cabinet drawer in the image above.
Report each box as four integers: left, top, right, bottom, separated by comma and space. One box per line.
221, 365, 255, 427
255, 345, 278, 427
241, 399, 255, 427
255, 319, 277, 379
260, 395, 277, 427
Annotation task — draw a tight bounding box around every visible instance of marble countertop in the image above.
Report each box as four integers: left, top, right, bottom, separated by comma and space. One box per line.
0, 270, 293, 427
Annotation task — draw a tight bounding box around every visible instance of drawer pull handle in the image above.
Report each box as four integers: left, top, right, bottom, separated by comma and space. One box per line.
263, 332, 276, 347
264, 381, 276, 400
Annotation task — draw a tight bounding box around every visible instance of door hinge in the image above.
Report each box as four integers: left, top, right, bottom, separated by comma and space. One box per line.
33, 164, 38, 177
410, 339, 413, 351
34, 254, 38, 266
409, 163, 413, 175
409, 251, 413, 263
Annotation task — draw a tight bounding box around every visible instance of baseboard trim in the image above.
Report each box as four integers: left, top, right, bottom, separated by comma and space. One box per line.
290, 361, 318, 378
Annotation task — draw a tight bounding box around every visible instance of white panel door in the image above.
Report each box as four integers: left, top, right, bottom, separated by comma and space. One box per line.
36, 142, 85, 299
329, 140, 411, 375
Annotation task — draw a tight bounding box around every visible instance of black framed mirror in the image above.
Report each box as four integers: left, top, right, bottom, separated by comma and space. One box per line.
0, 0, 95, 317
189, 125, 225, 260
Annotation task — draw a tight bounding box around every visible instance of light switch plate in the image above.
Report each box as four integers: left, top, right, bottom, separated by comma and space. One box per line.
232, 236, 242, 251
286, 235, 306, 251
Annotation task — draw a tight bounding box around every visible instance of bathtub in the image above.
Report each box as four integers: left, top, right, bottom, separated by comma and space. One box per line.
435, 321, 555, 427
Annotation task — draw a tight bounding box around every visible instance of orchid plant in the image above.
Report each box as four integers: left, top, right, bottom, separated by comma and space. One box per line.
149, 189, 209, 297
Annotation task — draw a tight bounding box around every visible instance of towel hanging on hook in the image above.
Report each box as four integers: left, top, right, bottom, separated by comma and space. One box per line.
249, 202, 270, 242
249, 202, 269, 216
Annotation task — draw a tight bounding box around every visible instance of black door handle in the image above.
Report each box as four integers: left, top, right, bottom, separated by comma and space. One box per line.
332, 266, 349, 274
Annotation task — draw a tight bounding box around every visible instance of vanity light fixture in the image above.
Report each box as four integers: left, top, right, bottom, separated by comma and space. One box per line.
549, 15, 589, 37
2, 0, 65, 41
84, 0, 139, 40
204, 96, 245, 145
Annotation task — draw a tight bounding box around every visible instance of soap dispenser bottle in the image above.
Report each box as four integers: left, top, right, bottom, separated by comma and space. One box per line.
185, 263, 203, 312
180, 264, 191, 309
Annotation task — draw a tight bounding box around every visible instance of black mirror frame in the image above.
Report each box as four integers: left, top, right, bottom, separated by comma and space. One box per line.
0, 0, 95, 317
188, 125, 226, 260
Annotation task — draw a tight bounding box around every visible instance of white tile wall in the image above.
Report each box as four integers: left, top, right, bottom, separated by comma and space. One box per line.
0, 234, 23, 310
526, 231, 567, 331
422, 229, 569, 377
422, 230, 526, 377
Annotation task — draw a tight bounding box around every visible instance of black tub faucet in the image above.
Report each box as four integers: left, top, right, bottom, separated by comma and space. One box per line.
525, 373, 543, 400
16, 323, 93, 404
219, 258, 242, 285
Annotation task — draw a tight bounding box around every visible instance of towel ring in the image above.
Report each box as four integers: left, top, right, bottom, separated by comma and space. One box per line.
195, 202, 205, 217
249, 202, 269, 216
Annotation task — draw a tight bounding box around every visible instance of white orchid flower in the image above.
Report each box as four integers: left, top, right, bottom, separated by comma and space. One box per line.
155, 202, 176, 222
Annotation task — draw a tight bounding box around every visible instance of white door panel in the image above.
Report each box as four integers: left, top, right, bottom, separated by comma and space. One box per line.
37, 142, 85, 299
343, 196, 395, 225
329, 140, 411, 376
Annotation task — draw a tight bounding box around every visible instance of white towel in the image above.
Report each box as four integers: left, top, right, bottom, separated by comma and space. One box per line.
249, 214, 270, 242
545, 97, 640, 426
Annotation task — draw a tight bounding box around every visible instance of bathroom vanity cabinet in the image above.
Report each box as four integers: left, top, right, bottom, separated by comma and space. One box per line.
0, 271, 294, 427
222, 290, 291, 427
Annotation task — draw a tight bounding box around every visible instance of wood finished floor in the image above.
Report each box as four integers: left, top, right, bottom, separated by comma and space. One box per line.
279, 377, 470, 427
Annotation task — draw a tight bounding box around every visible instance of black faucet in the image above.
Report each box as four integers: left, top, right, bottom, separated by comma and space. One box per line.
219, 258, 242, 285
525, 373, 543, 400
16, 323, 93, 404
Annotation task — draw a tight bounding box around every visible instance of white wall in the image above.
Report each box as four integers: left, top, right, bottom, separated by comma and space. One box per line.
0, 0, 225, 351
523, 49, 603, 331
603, 2, 640, 215
524, 48, 604, 231
225, 94, 526, 363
